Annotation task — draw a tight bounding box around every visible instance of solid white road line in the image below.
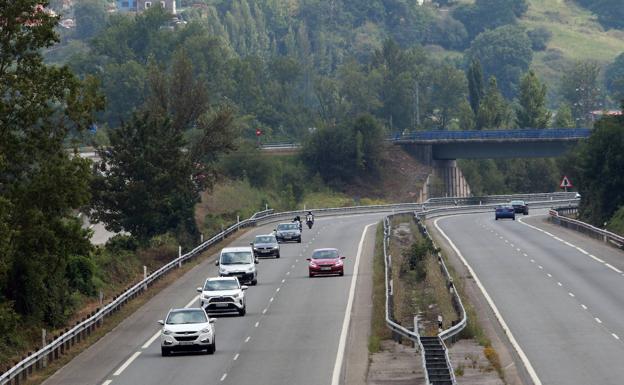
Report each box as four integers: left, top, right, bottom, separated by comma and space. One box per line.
113, 351, 141, 376
102, 380, 112, 385
433, 216, 543, 385
331, 223, 375, 385
605, 263, 623, 274
142, 331, 161, 349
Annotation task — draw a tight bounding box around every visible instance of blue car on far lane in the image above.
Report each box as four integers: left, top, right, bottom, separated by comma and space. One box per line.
495, 205, 515, 220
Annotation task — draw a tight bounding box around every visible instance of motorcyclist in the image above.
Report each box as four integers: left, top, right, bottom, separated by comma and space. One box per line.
293, 215, 302, 230
305, 211, 314, 229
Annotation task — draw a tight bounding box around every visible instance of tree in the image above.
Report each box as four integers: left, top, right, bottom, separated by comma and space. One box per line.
466, 25, 533, 98
605, 52, 624, 103
467, 59, 485, 115
476, 77, 512, 129
527, 27, 552, 51
0, 0, 102, 325
575, 109, 624, 226
430, 63, 468, 129
553, 103, 574, 128
74, 0, 108, 40
560, 61, 602, 127
516, 70, 550, 128
453, 0, 528, 39
91, 113, 199, 243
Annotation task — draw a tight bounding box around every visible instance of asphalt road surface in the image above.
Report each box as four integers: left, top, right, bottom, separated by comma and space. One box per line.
44, 214, 382, 385
434, 209, 624, 385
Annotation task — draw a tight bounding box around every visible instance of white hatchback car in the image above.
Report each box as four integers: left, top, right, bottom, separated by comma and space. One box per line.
197, 277, 248, 316
159, 308, 216, 356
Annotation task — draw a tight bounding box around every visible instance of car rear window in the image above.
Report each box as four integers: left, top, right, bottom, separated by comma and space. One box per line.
277, 223, 298, 230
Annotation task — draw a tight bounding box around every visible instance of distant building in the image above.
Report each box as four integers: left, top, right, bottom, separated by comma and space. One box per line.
116, 0, 176, 14
116, 0, 137, 12
136, 0, 176, 14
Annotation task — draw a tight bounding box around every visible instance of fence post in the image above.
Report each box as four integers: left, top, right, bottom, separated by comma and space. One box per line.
143, 266, 147, 291
237, 215, 240, 230
178, 246, 182, 268
200, 233, 204, 243
41, 329, 47, 368
221, 225, 224, 240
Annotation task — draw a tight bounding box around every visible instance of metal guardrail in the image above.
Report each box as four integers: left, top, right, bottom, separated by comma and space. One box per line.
391, 128, 591, 143
0, 193, 577, 385
549, 209, 624, 249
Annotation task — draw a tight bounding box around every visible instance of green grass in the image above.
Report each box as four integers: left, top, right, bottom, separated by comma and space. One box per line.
369, 222, 392, 353
522, 0, 624, 88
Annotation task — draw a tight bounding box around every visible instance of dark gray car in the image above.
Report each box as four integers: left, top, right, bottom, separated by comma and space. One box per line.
274, 223, 302, 243
251, 234, 280, 258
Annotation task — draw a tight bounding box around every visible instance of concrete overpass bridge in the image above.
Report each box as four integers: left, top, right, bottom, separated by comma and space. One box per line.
391, 128, 591, 199
392, 128, 591, 160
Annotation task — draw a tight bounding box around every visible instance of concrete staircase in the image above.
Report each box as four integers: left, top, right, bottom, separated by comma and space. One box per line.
420, 336, 453, 385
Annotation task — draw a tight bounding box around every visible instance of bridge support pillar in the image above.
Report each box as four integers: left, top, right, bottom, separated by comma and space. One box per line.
431, 160, 471, 198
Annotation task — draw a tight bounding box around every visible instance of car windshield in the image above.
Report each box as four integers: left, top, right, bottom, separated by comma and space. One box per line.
204, 280, 239, 291
166, 310, 207, 324
510, 200, 524, 205
255, 236, 275, 243
221, 251, 253, 265
311, 249, 339, 259
277, 224, 298, 230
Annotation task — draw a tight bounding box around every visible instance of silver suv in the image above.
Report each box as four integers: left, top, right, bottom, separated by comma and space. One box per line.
197, 277, 247, 316
274, 222, 302, 243
159, 308, 215, 356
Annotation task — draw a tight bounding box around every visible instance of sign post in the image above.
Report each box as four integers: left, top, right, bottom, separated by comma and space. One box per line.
559, 175, 573, 192
255, 128, 262, 147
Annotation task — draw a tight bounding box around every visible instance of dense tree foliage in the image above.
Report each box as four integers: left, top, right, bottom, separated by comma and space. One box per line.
466, 25, 533, 98
453, 0, 528, 40
301, 115, 385, 186
516, 71, 550, 129
0, 0, 102, 344
559, 61, 603, 127
575, 0, 624, 30
476, 77, 512, 129
574, 110, 624, 226
605, 53, 624, 103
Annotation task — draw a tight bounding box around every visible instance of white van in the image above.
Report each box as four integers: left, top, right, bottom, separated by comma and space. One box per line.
215, 246, 258, 285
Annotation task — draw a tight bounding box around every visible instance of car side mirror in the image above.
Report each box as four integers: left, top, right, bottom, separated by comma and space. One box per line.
273, 229, 276, 232
250, 242, 253, 246
254, 258, 259, 264
306, 258, 311, 261
209, 318, 216, 324
158, 320, 165, 325
241, 285, 248, 290
196, 287, 202, 293
215, 260, 219, 266
340, 256, 345, 259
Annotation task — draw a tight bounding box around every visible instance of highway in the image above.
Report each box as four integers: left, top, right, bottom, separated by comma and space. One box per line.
434, 209, 624, 385
44, 214, 381, 385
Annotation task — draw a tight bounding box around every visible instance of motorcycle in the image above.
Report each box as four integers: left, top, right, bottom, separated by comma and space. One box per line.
306, 220, 313, 229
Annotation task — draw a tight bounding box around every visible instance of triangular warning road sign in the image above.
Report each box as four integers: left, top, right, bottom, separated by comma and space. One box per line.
560, 175, 573, 188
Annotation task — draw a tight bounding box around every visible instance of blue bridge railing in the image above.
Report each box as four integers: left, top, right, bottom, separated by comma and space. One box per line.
391, 128, 591, 142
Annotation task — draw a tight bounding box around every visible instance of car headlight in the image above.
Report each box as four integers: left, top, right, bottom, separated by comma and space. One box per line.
310, 261, 317, 267
162, 329, 172, 335
200, 327, 212, 334
219, 268, 226, 275
203, 294, 211, 300
247, 266, 255, 272
335, 260, 343, 266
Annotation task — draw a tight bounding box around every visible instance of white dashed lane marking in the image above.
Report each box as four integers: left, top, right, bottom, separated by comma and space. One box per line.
220, 373, 227, 381
233, 353, 239, 361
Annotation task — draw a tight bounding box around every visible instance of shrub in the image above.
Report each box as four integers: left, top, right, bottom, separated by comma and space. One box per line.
528, 27, 552, 51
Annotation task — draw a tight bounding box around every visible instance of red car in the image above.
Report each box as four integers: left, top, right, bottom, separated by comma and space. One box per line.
307, 248, 345, 277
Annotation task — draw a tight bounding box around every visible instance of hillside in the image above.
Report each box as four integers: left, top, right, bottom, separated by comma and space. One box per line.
522, 0, 624, 96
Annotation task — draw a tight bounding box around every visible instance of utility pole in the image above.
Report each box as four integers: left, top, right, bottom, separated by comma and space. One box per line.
414, 79, 421, 129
